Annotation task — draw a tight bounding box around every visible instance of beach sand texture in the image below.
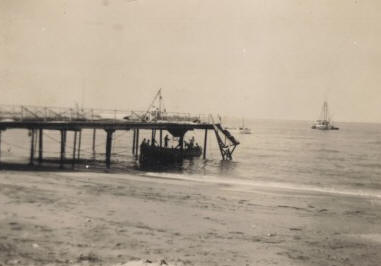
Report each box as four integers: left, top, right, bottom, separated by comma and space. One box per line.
0, 170, 380, 266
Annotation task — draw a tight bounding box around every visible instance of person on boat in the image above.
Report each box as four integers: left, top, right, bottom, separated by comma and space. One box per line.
140, 139, 147, 150
184, 140, 189, 150
189, 136, 195, 149
175, 138, 184, 149
151, 138, 156, 146
164, 134, 170, 147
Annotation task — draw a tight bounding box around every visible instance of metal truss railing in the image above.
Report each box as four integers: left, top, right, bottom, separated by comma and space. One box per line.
0, 104, 210, 124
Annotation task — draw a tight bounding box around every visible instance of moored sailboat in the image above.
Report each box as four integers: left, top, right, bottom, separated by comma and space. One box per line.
312, 101, 339, 130
239, 118, 252, 134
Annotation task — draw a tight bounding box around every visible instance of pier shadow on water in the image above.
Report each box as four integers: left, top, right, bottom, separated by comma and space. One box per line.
137, 157, 238, 178
0, 157, 238, 178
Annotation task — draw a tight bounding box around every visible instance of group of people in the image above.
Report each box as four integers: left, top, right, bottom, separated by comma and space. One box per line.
140, 134, 199, 150
140, 134, 171, 149
184, 136, 200, 150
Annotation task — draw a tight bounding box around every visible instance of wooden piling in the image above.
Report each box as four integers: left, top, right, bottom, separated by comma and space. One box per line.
60, 130, 66, 168
132, 129, 136, 154
0, 131, 2, 163
34, 129, 38, 159
77, 130, 82, 161
151, 129, 155, 145
105, 129, 114, 169
203, 129, 208, 159
135, 129, 139, 160
38, 129, 43, 165
29, 129, 35, 165
92, 128, 96, 159
159, 129, 162, 147
72, 131, 77, 168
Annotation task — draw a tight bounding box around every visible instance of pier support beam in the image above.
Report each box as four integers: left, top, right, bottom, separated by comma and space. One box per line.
203, 129, 208, 159
0, 130, 2, 163
77, 130, 82, 161
151, 129, 156, 146
135, 129, 139, 160
60, 130, 67, 169
92, 129, 96, 160
72, 131, 77, 168
38, 129, 43, 165
29, 129, 35, 165
34, 130, 38, 159
132, 129, 136, 154
0, 129, 6, 165
105, 129, 115, 169
159, 129, 162, 147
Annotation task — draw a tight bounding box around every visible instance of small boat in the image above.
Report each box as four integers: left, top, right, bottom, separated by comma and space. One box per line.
239, 119, 252, 134
139, 144, 202, 166
312, 101, 339, 130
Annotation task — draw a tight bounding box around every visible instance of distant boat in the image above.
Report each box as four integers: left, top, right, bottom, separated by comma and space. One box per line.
239, 119, 252, 134
312, 101, 339, 130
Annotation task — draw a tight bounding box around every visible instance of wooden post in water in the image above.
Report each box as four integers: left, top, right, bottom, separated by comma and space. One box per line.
135, 129, 139, 160
60, 129, 67, 169
29, 129, 35, 165
38, 128, 43, 165
0, 130, 2, 163
105, 129, 114, 169
151, 129, 155, 146
159, 129, 162, 147
77, 130, 82, 161
92, 129, 96, 160
34, 129, 38, 159
203, 129, 208, 159
72, 131, 77, 168
132, 129, 136, 154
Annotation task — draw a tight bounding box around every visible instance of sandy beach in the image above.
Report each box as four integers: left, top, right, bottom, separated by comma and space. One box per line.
0, 169, 380, 266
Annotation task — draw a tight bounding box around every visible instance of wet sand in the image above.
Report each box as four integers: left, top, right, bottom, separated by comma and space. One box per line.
0, 169, 380, 266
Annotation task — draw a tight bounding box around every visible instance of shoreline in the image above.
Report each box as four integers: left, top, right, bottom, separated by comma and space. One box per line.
0, 170, 380, 265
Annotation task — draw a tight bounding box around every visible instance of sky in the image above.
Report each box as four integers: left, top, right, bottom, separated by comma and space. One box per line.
1, 0, 380, 123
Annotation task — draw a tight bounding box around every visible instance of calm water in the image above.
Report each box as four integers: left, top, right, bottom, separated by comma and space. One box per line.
1, 120, 381, 197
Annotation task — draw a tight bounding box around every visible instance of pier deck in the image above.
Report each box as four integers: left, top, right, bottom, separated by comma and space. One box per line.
0, 120, 215, 131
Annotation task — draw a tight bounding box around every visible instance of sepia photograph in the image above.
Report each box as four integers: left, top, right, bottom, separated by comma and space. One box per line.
0, 0, 380, 265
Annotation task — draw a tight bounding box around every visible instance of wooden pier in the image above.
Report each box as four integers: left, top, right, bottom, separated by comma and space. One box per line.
0, 105, 239, 169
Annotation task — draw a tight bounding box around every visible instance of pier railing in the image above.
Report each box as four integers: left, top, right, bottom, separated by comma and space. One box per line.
0, 104, 210, 124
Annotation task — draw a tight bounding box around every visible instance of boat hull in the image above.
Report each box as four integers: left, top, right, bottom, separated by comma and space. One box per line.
239, 128, 252, 134
312, 125, 339, 130
139, 145, 202, 166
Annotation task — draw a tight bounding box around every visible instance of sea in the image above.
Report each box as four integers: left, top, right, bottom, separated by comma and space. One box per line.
1, 119, 381, 198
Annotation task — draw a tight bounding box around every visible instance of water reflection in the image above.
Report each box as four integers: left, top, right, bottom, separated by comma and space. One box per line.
136, 157, 238, 178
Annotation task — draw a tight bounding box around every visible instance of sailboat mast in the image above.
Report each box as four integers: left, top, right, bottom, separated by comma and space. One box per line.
324, 102, 328, 121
